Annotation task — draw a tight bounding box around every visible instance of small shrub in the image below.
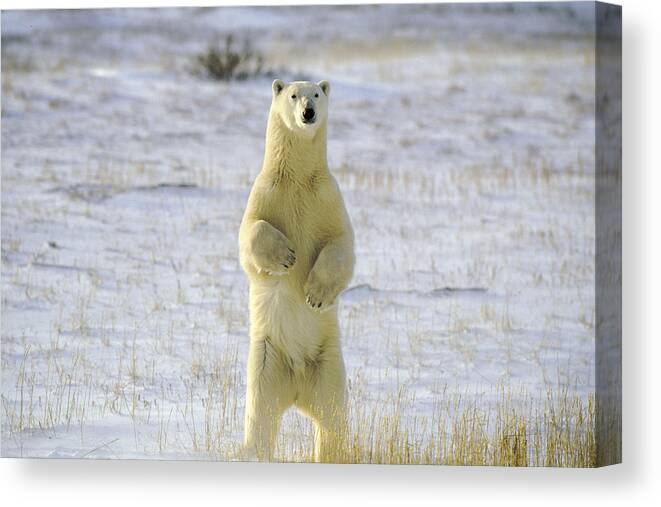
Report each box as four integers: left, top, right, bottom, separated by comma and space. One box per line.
194, 34, 265, 81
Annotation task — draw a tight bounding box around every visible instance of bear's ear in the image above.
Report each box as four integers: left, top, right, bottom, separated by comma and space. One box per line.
272, 79, 285, 97
318, 80, 330, 97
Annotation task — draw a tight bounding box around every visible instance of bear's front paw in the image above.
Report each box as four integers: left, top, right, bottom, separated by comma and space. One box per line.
253, 235, 296, 276
304, 271, 339, 311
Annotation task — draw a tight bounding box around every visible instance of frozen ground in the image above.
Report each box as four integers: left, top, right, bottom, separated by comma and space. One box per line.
1, 4, 596, 460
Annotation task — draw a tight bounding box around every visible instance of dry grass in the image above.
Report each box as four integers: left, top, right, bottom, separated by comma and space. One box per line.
193, 34, 267, 82
2, 338, 604, 466
272, 386, 600, 467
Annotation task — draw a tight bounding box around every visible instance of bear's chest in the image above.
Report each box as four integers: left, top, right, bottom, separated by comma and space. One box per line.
261, 184, 327, 246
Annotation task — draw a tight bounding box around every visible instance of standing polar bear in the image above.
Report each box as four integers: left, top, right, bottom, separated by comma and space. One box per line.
238, 79, 355, 462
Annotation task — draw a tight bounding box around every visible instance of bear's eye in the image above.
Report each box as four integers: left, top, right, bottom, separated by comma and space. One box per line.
314, 93, 319, 98
291, 94, 297, 99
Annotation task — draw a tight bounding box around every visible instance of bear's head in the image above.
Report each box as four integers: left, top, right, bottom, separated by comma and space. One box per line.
270, 79, 330, 139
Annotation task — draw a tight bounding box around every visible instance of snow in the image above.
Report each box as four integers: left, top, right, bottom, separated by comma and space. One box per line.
1, 3, 596, 460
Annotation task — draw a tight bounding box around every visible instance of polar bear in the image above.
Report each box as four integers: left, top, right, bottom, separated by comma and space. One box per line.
238, 79, 355, 462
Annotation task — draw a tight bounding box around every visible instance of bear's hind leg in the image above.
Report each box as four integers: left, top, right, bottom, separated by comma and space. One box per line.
296, 341, 347, 463
243, 337, 294, 461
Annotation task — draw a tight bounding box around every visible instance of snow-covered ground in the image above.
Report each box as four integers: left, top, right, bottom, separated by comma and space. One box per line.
1, 4, 596, 460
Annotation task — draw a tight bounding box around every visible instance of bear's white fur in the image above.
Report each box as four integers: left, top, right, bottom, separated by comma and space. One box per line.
238, 79, 355, 462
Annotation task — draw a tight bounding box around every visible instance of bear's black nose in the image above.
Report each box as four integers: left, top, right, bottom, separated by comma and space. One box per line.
303, 108, 315, 122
